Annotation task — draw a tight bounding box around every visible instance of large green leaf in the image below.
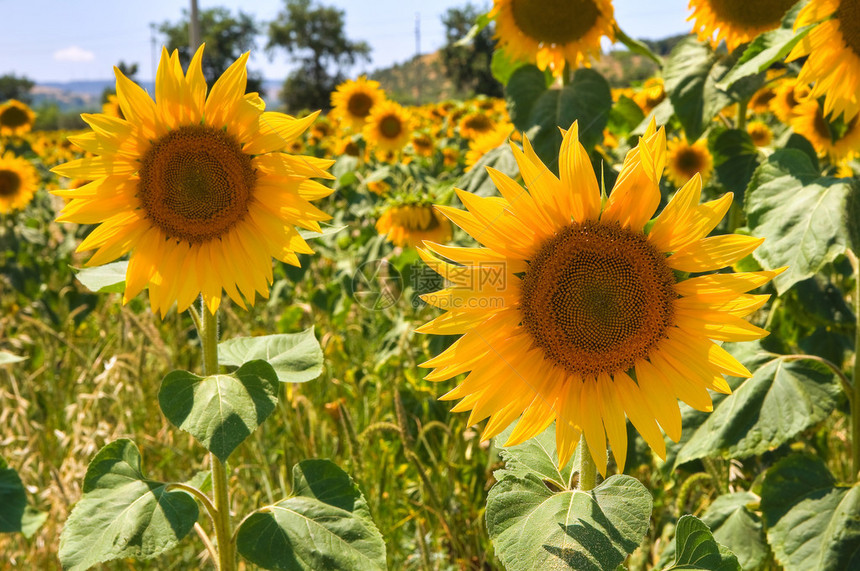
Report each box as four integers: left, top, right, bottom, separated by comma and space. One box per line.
74, 261, 128, 294
761, 455, 860, 570
58, 440, 199, 570
717, 26, 811, 91
487, 424, 652, 571
219, 328, 324, 383
236, 459, 386, 571
663, 515, 741, 571
159, 360, 279, 462
675, 354, 840, 466
0, 456, 26, 533
745, 149, 852, 294
712, 129, 760, 197
455, 143, 519, 198
505, 65, 612, 169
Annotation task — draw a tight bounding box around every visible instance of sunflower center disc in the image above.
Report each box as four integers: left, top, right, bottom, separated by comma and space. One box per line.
463, 114, 492, 133
347, 92, 374, 118
0, 169, 21, 197
379, 116, 403, 139
137, 125, 255, 244
676, 147, 705, 173
837, 0, 860, 57
510, 0, 601, 45
520, 221, 677, 377
399, 206, 438, 231
0, 106, 30, 128
706, 0, 796, 28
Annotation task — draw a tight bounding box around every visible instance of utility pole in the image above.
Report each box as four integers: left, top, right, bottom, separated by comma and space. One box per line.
415, 12, 421, 104
189, 0, 202, 51
150, 22, 157, 86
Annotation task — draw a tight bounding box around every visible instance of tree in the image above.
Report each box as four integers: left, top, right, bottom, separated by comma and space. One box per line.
158, 7, 263, 94
267, 0, 371, 112
0, 74, 35, 104
102, 61, 139, 103
440, 4, 502, 98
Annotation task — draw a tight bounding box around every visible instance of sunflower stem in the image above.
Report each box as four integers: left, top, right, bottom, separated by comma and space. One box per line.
736, 97, 748, 132
198, 302, 236, 571
849, 249, 860, 481
578, 436, 597, 492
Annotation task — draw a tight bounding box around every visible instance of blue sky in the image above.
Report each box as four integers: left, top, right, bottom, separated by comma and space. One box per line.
0, 0, 692, 83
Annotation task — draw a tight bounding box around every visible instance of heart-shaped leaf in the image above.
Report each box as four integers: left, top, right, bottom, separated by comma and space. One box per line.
159, 360, 279, 462
58, 440, 198, 570
219, 328, 324, 383
663, 515, 741, 570
236, 459, 386, 571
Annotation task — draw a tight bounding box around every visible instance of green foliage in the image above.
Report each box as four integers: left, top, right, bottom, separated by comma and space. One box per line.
745, 150, 853, 294
0, 457, 26, 533
158, 361, 280, 462
159, 7, 263, 93
218, 329, 324, 383
440, 5, 502, 97
663, 515, 741, 571
761, 455, 860, 570
58, 440, 199, 571
712, 129, 760, 198
236, 459, 386, 570
267, 0, 371, 112
73, 261, 128, 294
0, 74, 35, 103
487, 425, 653, 571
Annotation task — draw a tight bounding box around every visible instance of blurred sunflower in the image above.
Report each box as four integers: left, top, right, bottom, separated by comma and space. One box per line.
418, 121, 778, 474
749, 85, 777, 114
331, 76, 385, 130
0, 151, 38, 213
770, 78, 811, 123
376, 203, 452, 248
788, 0, 860, 121
458, 112, 495, 140
666, 136, 713, 187
442, 147, 461, 168
688, 0, 796, 51
101, 94, 122, 119
53, 46, 334, 317
364, 100, 412, 153
491, 0, 615, 77
747, 120, 773, 147
465, 122, 513, 171
791, 99, 860, 161
0, 100, 36, 136
410, 132, 435, 158
633, 78, 666, 116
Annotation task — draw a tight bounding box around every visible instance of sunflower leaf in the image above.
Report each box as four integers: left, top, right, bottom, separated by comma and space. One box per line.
455, 143, 519, 198
487, 471, 652, 571
712, 129, 760, 198
761, 454, 860, 571
662, 515, 741, 571
236, 459, 386, 571
218, 328, 324, 383
73, 261, 129, 294
58, 439, 198, 571
674, 355, 840, 467
717, 26, 812, 91
745, 149, 852, 294
158, 360, 279, 462
0, 456, 27, 534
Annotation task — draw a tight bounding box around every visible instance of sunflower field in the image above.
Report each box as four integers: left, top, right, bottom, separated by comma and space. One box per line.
3, 0, 860, 570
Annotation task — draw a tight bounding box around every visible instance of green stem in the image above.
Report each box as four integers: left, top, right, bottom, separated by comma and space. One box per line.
198, 302, 235, 571
578, 436, 597, 492
737, 97, 748, 132
849, 250, 860, 481
727, 202, 743, 234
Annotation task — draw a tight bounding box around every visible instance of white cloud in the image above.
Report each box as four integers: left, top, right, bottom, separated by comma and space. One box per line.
53, 46, 95, 63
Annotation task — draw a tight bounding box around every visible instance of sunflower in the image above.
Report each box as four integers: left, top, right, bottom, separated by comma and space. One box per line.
101, 94, 122, 119
417, 121, 778, 474
788, 0, 860, 121
0, 151, 38, 213
410, 131, 435, 158
465, 122, 513, 171
666, 136, 714, 187
331, 76, 386, 131
770, 78, 811, 124
376, 203, 452, 248
364, 100, 412, 153
688, 0, 797, 52
491, 0, 615, 77
0, 100, 36, 136
747, 120, 773, 147
53, 46, 334, 317
791, 99, 860, 161
749, 85, 777, 114
633, 78, 666, 116
458, 112, 495, 140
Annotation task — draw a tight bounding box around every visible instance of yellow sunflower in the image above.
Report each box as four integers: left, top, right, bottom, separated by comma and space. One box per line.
417, 121, 779, 474
364, 100, 412, 153
791, 99, 860, 161
633, 78, 666, 116
491, 0, 615, 77
465, 122, 513, 171
376, 203, 452, 248
770, 78, 811, 124
788, 0, 860, 121
747, 120, 773, 147
101, 94, 122, 119
53, 46, 334, 317
0, 100, 36, 136
458, 112, 495, 140
0, 151, 39, 213
749, 85, 777, 114
331, 76, 386, 131
666, 136, 714, 187
688, 0, 797, 52
410, 131, 435, 158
